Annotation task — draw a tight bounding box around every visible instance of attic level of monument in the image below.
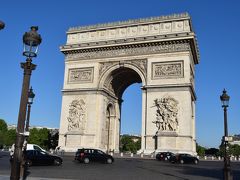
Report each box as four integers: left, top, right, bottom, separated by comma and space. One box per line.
60, 12, 199, 64
58, 12, 200, 155
67, 13, 192, 33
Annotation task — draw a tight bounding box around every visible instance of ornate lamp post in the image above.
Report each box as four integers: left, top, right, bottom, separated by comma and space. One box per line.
10, 26, 41, 180
25, 87, 35, 132
220, 89, 232, 180
0, 20, 5, 30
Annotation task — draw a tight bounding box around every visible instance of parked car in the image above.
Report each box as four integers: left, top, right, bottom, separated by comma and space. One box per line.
75, 148, 114, 164
156, 152, 175, 161
25, 149, 63, 166
170, 153, 199, 164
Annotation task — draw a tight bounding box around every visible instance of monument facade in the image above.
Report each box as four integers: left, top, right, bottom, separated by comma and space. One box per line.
58, 13, 199, 154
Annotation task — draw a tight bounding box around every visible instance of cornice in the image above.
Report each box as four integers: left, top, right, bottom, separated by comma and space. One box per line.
61, 38, 199, 64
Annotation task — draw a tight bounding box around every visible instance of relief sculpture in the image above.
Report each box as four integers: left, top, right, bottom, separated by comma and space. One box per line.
152, 96, 179, 132
67, 99, 86, 132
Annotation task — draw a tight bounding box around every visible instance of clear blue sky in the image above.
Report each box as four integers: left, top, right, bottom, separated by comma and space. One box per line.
1, 0, 240, 148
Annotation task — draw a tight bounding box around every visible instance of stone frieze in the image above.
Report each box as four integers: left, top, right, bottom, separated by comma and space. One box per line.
66, 42, 190, 61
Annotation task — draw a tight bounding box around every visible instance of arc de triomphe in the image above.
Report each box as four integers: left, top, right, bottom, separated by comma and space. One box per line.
58, 13, 199, 154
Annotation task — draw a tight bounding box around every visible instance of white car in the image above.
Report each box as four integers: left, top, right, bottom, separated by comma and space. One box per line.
10, 143, 46, 156
27, 144, 46, 152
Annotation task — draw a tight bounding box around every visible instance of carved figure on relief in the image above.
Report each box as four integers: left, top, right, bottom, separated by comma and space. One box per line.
152, 96, 179, 132
67, 99, 86, 131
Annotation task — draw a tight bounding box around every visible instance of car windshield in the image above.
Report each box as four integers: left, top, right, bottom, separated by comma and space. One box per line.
33, 145, 44, 152
96, 150, 104, 154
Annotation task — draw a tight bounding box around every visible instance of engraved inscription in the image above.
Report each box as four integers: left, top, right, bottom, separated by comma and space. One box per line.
152, 61, 183, 79
68, 68, 94, 83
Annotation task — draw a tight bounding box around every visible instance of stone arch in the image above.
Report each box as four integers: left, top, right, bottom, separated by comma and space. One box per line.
105, 102, 116, 153
98, 62, 146, 99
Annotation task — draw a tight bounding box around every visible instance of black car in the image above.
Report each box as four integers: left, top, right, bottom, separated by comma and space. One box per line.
156, 152, 174, 161
75, 148, 114, 164
170, 153, 199, 164
25, 149, 63, 166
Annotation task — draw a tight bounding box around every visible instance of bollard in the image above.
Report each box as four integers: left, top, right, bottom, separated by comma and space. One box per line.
120, 152, 123, 157
218, 156, 221, 161
130, 153, 133, 157
140, 153, 143, 158
204, 156, 207, 160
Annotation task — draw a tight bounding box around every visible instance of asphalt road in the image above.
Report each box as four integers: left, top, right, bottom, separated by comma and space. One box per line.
1, 151, 240, 180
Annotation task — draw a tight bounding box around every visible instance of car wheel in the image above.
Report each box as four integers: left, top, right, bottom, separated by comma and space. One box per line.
25, 160, 32, 167
54, 158, 62, 166
180, 159, 184, 164
194, 159, 199, 165
83, 158, 90, 164
106, 158, 113, 164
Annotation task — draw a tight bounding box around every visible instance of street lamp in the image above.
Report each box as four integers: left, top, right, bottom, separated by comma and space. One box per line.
220, 89, 232, 180
10, 26, 41, 180
0, 20, 5, 30
25, 87, 35, 132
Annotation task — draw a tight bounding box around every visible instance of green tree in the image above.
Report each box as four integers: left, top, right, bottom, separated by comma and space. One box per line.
0, 119, 8, 148
205, 148, 219, 156
229, 144, 240, 157
4, 129, 16, 146
219, 142, 240, 157
28, 128, 50, 150
196, 143, 206, 157
0, 119, 8, 132
120, 135, 141, 154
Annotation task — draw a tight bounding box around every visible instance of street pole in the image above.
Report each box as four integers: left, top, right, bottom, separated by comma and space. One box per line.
220, 89, 232, 180
10, 58, 36, 180
25, 103, 31, 132
25, 87, 35, 132
223, 106, 232, 180
10, 26, 41, 180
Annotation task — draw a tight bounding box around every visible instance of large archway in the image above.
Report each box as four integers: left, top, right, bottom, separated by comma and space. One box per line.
59, 13, 199, 154
99, 64, 145, 153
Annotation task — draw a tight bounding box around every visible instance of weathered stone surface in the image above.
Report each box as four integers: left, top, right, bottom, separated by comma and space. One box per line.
58, 13, 199, 154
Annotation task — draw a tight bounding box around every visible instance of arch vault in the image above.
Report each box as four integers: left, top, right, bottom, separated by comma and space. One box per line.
58, 13, 200, 154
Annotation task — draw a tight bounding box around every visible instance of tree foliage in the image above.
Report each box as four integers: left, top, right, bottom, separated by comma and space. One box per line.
196, 143, 206, 157
0, 119, 16, 148
219, 143, 240, 157
0, 119, 8, 132
28, 128, 49, 150
120, 135, 141, 154
0, 119, 59, 151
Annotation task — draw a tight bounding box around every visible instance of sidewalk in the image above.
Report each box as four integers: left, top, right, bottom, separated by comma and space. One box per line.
0, 175, 75, 180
